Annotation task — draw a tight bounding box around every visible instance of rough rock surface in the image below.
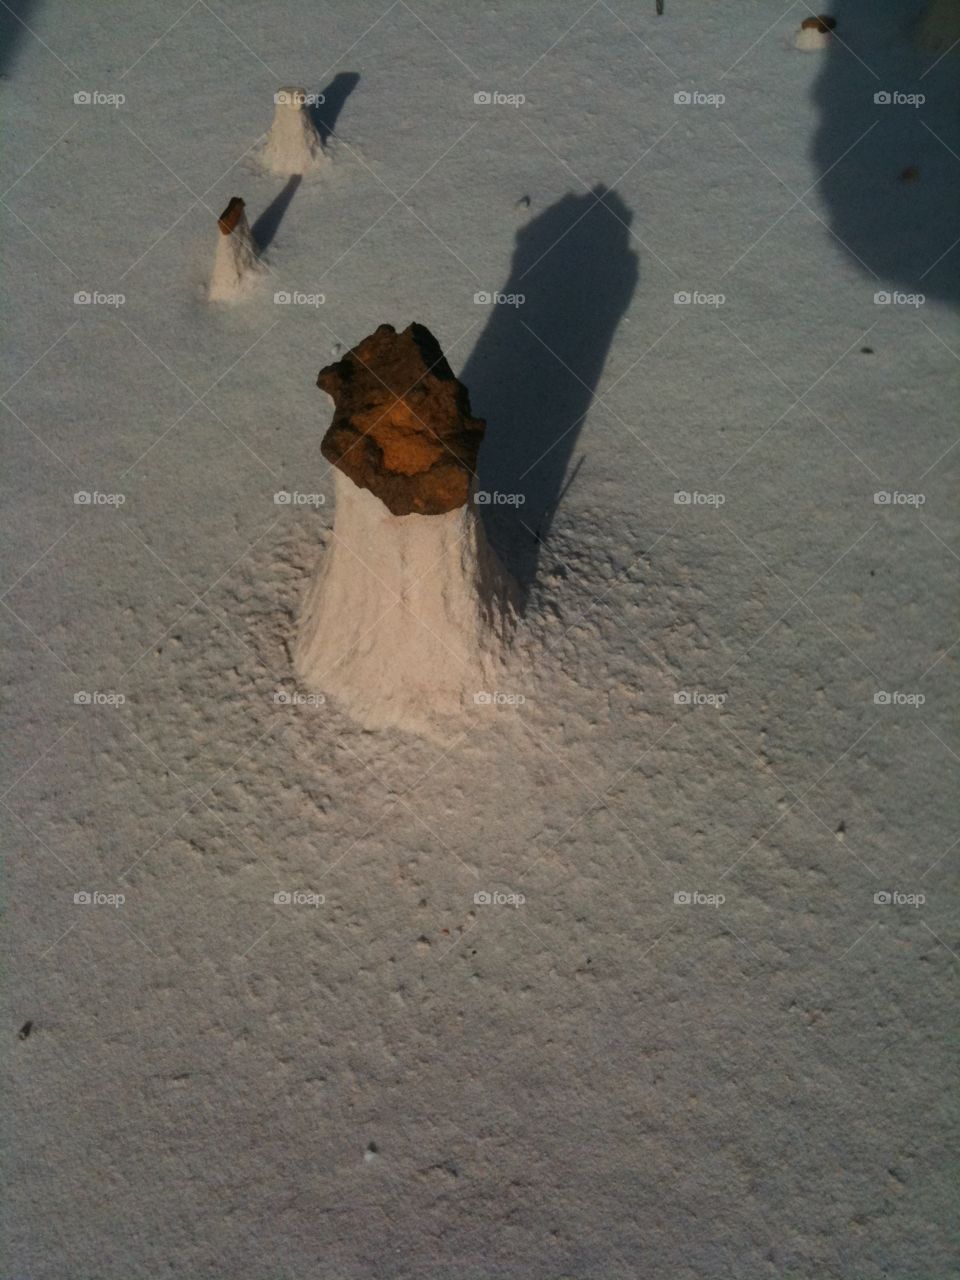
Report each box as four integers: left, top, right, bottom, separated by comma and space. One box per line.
318, 322, 485, 516
217, 196, 245, 236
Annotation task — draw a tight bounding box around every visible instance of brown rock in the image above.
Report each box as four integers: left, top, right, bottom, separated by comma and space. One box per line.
801, 14, 836, 31
218, 196, 245, 236
318, 323, 485, 516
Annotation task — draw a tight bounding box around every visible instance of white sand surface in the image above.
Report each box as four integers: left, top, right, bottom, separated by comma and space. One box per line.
2, 2, 957, 1276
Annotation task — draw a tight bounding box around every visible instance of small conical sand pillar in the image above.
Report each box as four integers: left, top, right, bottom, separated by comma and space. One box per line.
208, 197, 263, 302
792, 15, 835, 50
296, 472, 515, 733
261, 88, 325, 176
294, 323, 517, 735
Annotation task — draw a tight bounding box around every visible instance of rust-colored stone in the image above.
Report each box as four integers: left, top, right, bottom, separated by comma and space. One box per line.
218, 196, 245, 236
801, 14, 836, 31
318, 323, 485, 516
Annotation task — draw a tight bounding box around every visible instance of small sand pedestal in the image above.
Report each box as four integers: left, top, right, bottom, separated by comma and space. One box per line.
294, 323, 517, 735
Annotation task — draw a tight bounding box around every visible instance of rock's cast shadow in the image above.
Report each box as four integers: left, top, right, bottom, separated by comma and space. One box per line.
811, 0, 959, 305
252, 174, 302, 251
0, 0, 32, 75
308, 71, 361, 145
461, 185, 638, 607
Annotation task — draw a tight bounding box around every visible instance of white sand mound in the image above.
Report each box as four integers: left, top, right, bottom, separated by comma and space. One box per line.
208, 209, 263, 302
260, 88, 326, 176
793, 25, 831, 51
294, 472, 517, 737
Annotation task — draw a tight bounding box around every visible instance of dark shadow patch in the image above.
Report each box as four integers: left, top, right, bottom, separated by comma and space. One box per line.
0, 0, 35, 77
811, 1, 960, 304
252, 175, 303, 252
460, 186, 638, 607
308, 71, 361, 145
